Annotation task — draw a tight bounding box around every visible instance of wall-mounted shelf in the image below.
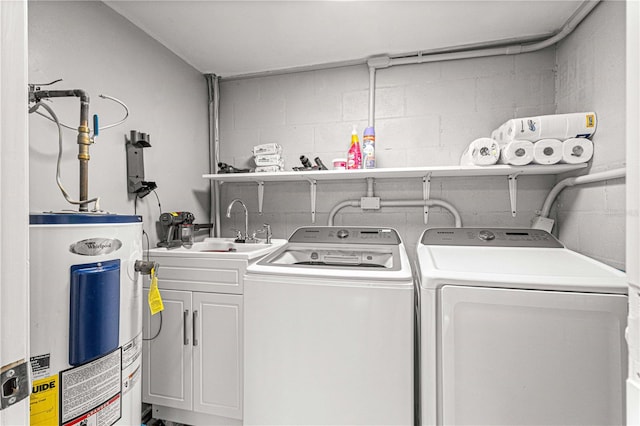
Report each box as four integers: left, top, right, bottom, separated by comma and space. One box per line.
203, 164, 588, 223
203, 164, 587, 183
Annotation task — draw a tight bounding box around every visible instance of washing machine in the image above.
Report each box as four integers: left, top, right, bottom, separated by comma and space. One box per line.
244, 226, 414, 425
416, 227, 628, 426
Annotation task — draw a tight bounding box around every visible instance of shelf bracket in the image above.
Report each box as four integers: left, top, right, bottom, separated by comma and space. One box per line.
256, 181, 264, 215
508, 172, 522, 217
423, 173, 432, 225
305, 178, 317, 223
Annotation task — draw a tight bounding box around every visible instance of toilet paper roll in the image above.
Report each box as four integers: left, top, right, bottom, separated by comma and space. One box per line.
499, 112, 597, 142
561, 138, 594, 164
460, 138, 500, 166
532, 138, 563, 165
499, 140, 534, 166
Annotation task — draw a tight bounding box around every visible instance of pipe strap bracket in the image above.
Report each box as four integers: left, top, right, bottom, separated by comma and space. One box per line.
508, 172, 522, 217
256, 181, 264, 215
305, 178, 317, 223
423, 173, 432, 225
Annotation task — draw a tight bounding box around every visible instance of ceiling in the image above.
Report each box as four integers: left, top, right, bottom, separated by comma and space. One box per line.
104, 0, 587, 78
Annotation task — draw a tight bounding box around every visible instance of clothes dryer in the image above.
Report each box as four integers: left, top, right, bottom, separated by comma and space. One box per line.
416, 227, 628, 426
244, 226, 414, 425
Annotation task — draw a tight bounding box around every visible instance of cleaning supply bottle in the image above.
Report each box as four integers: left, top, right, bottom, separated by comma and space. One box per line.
347, 125, 362, 170
362, 126, 375, 169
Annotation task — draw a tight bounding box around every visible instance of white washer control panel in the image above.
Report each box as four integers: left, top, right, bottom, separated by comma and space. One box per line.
288, 227, 401, 245
421, 228, 563, 248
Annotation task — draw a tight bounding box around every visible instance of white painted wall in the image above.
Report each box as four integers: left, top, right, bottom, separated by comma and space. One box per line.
0, 1, 30, 424
28, 1, 210, 246
218, 46, 559, 259
555, 0, 626, 270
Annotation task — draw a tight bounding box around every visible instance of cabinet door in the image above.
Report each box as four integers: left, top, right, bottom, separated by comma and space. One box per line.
142, 288, 193, 410
192, 292, 243, 419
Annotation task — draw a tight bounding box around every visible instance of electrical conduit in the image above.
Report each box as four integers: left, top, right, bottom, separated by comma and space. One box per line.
366, 0, 600, 126
540, 168, 626, 218
327, 198, 462, 227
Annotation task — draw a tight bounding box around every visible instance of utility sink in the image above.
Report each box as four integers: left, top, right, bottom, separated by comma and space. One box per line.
149, 237, 286, 260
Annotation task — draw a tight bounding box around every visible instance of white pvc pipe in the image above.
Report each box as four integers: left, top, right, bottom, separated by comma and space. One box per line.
328, 200, 360, 226
540, 168, 626, 217
391, 1, 598, 68
327, 198, 462, 227
368, 66, 376, 128
366, 178, 375, 197
366, 0, 599, 126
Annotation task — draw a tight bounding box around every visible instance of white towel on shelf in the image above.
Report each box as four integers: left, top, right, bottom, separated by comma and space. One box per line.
460, 138, 500, 166
255, 165, 284, 173
495, 112, 597, 143
254, 153, 283, 166
499, 140, 534, 166
252, 143, 282, 156
561, 138, 594, 164
532, 138, 563, 165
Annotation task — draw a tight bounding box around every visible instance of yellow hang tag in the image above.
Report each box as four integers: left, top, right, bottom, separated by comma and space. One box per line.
148, 268, 164, 315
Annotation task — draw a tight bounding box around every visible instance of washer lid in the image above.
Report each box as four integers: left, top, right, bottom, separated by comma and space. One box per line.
416, 243, 627, 294
265, 245, 398, 269
248, 235, 412, 281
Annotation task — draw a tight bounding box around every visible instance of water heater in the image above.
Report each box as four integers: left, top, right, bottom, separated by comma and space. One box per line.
29, 213, 143, 426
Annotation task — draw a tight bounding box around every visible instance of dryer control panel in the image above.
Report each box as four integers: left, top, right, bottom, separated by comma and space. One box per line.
289, 227, 401, 245
421, 228, 564, 248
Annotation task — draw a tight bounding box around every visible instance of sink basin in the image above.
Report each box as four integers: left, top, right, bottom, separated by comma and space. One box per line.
149, 237, 286, 260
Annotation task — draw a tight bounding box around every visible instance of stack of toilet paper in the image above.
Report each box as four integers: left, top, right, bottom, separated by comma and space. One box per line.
252, 143, 285, 172
484, 112, 596, 166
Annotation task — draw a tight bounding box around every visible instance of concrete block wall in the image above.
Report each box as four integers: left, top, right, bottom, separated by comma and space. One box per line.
218, 48, 559, 261
555, 1, 626, 269
219, 2, 626, 269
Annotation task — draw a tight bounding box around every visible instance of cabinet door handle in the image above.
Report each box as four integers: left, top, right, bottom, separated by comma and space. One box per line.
183, 309, 190, 345
193, 310, 198, 346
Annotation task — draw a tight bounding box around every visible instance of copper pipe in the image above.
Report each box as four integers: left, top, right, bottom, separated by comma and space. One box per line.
77, 96, 91, 211
33, 89, 92, 211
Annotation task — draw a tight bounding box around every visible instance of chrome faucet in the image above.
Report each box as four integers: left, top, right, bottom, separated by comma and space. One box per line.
226, 198, 258, 243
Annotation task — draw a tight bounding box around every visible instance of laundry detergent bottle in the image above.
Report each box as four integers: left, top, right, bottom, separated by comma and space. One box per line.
347, 125, 362, 170
362, 126, 375, 169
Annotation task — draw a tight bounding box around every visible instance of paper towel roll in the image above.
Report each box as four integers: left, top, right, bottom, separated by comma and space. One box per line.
561, 138, 594, 164
498, 112, 597, 142
532, 138, 563, 165
492, 121, 510, 144
499, 140, 534, 166
460, 138, 500, 166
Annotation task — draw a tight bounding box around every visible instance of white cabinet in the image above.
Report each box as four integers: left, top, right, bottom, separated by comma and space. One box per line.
143, 290, 242, 419
192, 292, 242, 419
142, 254, 247, 425
143, 289, 192, 411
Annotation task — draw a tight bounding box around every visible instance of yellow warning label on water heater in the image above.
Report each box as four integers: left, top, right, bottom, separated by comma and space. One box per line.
30, 375, 58, 425
586, 114, 595, 128
148, 268, 164, 315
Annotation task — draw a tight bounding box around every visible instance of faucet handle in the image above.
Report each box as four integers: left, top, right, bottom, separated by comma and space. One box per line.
230, 228, 243, 242
256, 223, 273, 244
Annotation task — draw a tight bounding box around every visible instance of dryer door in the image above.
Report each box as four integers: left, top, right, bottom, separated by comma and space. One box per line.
439, 285, 627, 426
